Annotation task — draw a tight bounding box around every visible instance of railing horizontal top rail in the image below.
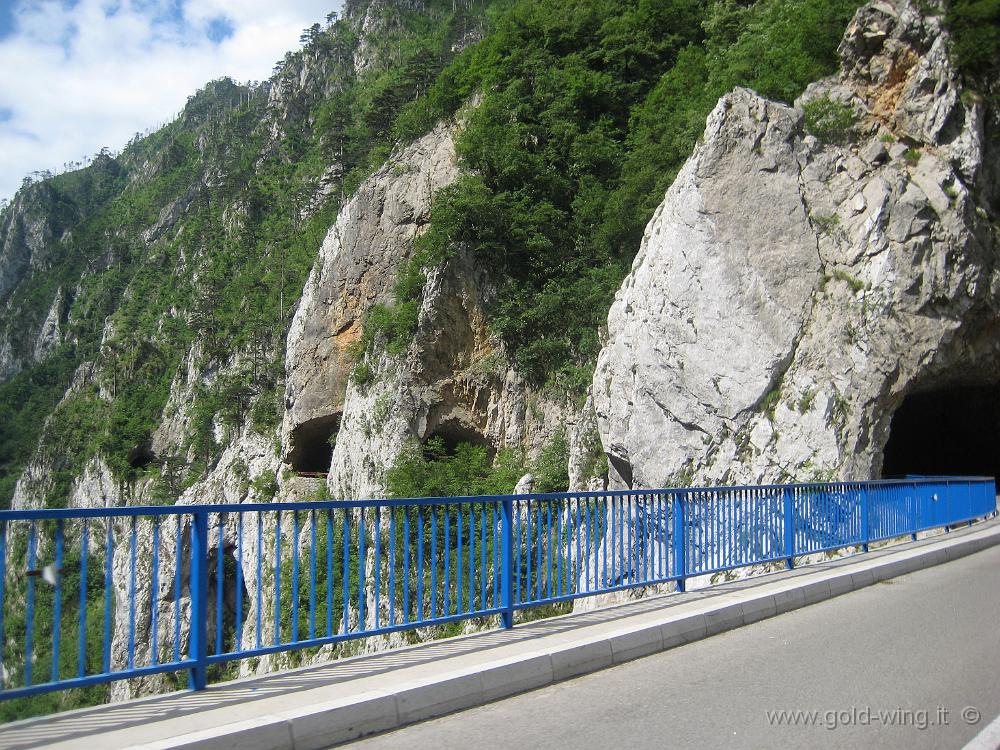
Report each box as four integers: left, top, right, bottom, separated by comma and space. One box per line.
1, 476, 993, 520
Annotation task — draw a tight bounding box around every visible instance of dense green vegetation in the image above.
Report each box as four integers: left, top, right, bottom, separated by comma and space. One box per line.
373, 0, 862, 389
386, 437, 525, 499
946, 0, 1000, 84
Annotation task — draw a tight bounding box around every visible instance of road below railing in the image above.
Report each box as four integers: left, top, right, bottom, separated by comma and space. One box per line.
346, 526, 1000, 750
0, 476, 994, 704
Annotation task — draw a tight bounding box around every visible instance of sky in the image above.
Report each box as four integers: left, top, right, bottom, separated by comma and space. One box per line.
0, 0, 342, 202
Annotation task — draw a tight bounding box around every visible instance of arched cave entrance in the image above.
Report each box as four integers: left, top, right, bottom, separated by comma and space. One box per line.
287, 413, 341, 474
881, 384, 1000, 480
427, 418, 493, 458
127, 442, 156, 470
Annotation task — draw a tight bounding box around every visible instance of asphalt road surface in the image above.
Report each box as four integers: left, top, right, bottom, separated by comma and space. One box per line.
344, 543, 1000, 749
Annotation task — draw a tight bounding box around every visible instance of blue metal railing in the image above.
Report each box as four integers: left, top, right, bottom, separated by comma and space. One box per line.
0, 476, 994, 701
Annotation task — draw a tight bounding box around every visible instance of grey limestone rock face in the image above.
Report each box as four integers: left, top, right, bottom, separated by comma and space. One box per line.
590, 0, 998, 489
283, 123, 461, 474
595, 89, 821, 489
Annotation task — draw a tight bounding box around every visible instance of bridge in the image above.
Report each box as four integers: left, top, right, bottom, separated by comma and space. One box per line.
0, 477, 995, 748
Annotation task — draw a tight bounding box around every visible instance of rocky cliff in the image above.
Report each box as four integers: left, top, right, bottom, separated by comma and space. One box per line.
589, 0, 999, 490
0, 0, 997, 717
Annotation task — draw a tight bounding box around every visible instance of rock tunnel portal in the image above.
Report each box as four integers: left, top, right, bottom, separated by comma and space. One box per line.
881, 384, 1000, 481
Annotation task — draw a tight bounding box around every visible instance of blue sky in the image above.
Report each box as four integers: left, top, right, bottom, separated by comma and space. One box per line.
0, 0, 340, 202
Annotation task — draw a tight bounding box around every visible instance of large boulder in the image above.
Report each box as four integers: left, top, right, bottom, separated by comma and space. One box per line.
591, 0, 998, 489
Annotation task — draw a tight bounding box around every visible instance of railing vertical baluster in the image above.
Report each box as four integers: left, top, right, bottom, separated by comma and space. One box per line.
310, 511, 317, 640
189, 510, 208, 691
597, 498, 604, 588
546, 501, 553, 600
77, 520, 87, 678
326, 510, 334, 636
274, 511, 282, 645
555, 500, 563, 597
342, 511, 350, 634
697, 496, 704, 572
151, 518, 160, 666
215, 515, 224, 655
628, 496, 634, 583
292, 511, 300, 642
644, 496, 651, 580
730, 490, 736, 567
654, 495, 661, 579
911, 481, 918, 541
358, 509, 366, 629
236, 513, 243, 650
444, 506, 451, 616
103, 521, 113, 675
501, 497, 513, 629
465, 503, 472, 612
52, 519, 64, 682
525, 500, 532, 601
175, 517, 182, 662
673, 493, 686, 592
479, 502, 486, 610
619, 495, 626, 583
373, 507, 380, 629
610, 495, 617, 587
256, 512, 263, 649
389, 507, 396, 626
403, 508, 410, 624
514, 500, 521, 604
469, 501, 487, 612
717, 493, 722, 571
648, 497, 655, 582
491, 503, 499, 609
533, 498, 540, 600
861, 487, 870, 552
574, 498, 582, 591
25, 522, 37, 686
456, 504, 462, 615
783, 486, 794, 569
430, 506, 437, 619
127, 517, 137, 671
709, 494, 715, 571
417, 507, 424, 622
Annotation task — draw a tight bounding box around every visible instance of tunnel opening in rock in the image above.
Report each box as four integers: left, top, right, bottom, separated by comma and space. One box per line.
881, 384, 1000, 480
287, 414, 341, 474
127, 443, 156, 470
426, 419, 493, 459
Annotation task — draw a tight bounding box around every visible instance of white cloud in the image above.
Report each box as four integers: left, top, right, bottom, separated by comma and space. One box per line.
0, 0, 341, 202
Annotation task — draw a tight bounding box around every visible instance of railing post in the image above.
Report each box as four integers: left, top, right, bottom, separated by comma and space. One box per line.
672, 493, 686, 593
911, 481, 918, 541
189, 509, 208, 691
860, 486, 869, 553
783, 486, 794, 569
501, 497, 514, 629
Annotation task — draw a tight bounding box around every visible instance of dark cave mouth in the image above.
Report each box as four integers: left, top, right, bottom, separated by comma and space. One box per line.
287, 413, 341, 474
881, 383, 1000, 480
427, 418, 492, 457
127, 443, 156, 470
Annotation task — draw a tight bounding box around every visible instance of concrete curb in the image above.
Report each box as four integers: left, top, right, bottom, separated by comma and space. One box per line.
10, 519, 1000, 750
